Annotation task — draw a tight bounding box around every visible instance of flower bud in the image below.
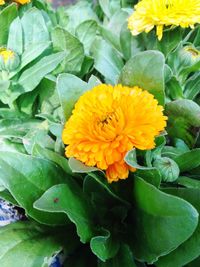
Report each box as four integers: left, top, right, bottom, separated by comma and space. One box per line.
179, 46, 200, 68
0, 47, 20, 72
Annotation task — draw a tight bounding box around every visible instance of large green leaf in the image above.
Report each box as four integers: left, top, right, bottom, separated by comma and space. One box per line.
90, 229, 119, 261
0, 118, 40, 138
52, 27, 84, 74
0, 152, 70, 225
174, 149, 200, 172
34, 183, 96, 243
7, 17, 23, 55
157, 188, 200, 267
91, 38, 124, 84
20, 42, 51, 70
184, 73, 200, 100
0, 4, 18, 46
165, 100, 200, 147
61, 0, 99, 33
99, 0, 121, 18
129, 177, 198, 264
32, 143, 72, 175
119, 50, 165, 105
98, 244, 137, 267
177, 176, 200, 189
76, 20, 97, 54
18, 52, 65, 95
157, 28, 182, 56
0, 221, 78, 267
21, 8, 50, 49
120, 23, 143, 60
57, 73, 89, 121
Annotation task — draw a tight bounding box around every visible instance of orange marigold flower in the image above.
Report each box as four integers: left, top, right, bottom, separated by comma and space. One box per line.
62, 84, 167, 183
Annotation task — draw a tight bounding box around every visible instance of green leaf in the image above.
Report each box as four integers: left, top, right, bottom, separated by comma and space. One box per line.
18, 52, 65, 95
7, 17, 23, 55
129, 177, 198, 264
76, 20, 97, 54
69, 157, 99, 173
157, 28, 182, 56
0, 189, 19, 206
157, 188, 200, 267
98, 244, 136, 267
90, 229, 119, 261
99, 0, 121, 18
0, 4, 18, 46
34, 184, 95, 243
86, 172, 130, 206
0, 152, 69, 225
119, 50, 165, 105
91, 38, 124, 84
165, 100, 200, 147
52, 27, 84, 74
125, 149, 161, 187
57, 73, 89, 121
20, 42, 51, 70
177, 176, 200, 189
0, 221, 77, 267
62, 0, 99, 33
32, 143, 72, 175
174, 149, 200, 172
0, 118, 40, 138
184, 73, 200, 100
166, 76, 184, 100
23, 127, 55, 154
120, 22, 143, 60
0, 138, 26, 154
153, 157, 180, 182
21, 8, 50, 49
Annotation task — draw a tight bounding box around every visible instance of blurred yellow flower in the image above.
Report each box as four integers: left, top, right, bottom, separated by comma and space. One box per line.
62, 84, 167, 182
0, 0, 5, 5
128, 0, 200, 40
0, 48, 14, 63
15, 0, 30, 4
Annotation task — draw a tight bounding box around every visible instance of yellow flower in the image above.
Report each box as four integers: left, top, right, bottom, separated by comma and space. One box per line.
0, 48, 14, 62
0, 0, 5, 5
14, 0, 30, 4
128, 0, 200, 40
62, 84, 167, 182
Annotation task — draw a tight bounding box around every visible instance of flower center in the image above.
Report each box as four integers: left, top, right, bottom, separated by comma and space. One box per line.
100, 112, 115, 125
0, 48, 15, 63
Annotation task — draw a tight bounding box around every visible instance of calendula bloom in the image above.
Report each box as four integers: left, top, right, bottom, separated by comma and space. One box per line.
0, 48, 14, 62
128, 0, 200, 40
62, 84, 167, 182
14, 0, 30, 4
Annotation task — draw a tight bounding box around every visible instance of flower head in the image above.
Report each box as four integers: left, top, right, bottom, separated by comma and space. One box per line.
128, 0, 200, 40
62, 84, 167, 182
14, 0, 30, 4
0, 48, 14, 62
0, 0, 5, 5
